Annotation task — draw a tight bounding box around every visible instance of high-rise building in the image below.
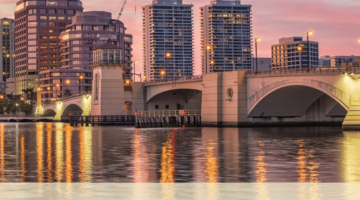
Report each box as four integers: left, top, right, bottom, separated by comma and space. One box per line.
200, 0, 252, 74
14, 0, 83, 94
271, 37, 319, 69
0, 18, 15, 85
143, 0, 194, 81
39, 11, 133, 102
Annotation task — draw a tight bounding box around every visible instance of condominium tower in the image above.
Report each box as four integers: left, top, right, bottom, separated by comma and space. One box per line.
143, 0, 194, 80
271, 37, 319, 69
14, 0, 83, 94
0, 18, 15, 83
200, 0, 252, 73
39, 11, 133, 102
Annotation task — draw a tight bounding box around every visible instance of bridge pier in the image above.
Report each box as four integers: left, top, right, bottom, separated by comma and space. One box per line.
343, 104, 360, 131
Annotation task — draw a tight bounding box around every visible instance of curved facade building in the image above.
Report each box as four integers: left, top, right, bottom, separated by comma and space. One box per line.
60, 11, 133, 77
39, 11, 133, 102
14, 0, 83, 94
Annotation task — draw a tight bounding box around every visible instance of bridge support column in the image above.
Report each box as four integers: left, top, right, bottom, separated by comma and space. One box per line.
343, 101, 360, 130
53, 101, 64, 121
201, 71, 248, 126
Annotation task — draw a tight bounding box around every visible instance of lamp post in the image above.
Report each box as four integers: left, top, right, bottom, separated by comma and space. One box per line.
79, 75, 84, 95
65, 79, 70, 97
0, 95, 4, 114
297, 46, 303, 69
307, 30, 313, 69
205, 45, 211, 74
133, 60, 137, 82
255, 37, 261, 71
165, 53, 171, 80
56, 83, 60, 99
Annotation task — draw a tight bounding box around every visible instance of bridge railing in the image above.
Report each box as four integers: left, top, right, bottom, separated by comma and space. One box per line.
143, 75, 203, 85
137, 110, 201, 117
247, 67, 360, 77
44, 92, 91, 106
0, 114, 54, 119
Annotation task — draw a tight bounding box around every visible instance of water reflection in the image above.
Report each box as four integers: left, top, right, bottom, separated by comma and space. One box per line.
0, 124, 357, 183
1, 124, 4, 182
160, 130, 176, 183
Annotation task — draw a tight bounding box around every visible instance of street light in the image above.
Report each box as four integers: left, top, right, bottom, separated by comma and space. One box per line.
79, 75, 84, 94
255, 37, 261, 71
210, 60, 215, 71
297, 46, 303, 51
165, 53, 171, 80
56, 84, 60, 98
307, 30, 313, 69
133, 60, 138, 82
205, 45, 211, 74
20, 97, 24, 101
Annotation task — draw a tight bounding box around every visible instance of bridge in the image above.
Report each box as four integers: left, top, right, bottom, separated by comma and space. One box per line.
41, 68, 360, 130
0, 114, 53, 122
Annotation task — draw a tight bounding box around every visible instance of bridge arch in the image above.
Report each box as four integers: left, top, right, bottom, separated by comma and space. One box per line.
145, 81, 203, 103
248, 79, 352, 115
147, 89, 202, 111
61, 104, 83, 120
248, 80, 352, 122
43, 109, 56, 117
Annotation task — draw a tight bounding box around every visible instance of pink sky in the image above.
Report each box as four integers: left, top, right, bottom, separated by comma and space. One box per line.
1, 0, 360, 76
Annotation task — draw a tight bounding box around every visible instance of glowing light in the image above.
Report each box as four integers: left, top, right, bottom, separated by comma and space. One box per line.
210, 61, 215, 65
166, 53, 171, 58
0, 95, 3, 100
255, 141, 267, 183
47, 87, 51, 91
308, 30, 313, 36
160, 133, 175, 183
36, 123, 44, 182
0, 125, 4, 182
66, 80, 70, 84
298, 46, 303, 51
160, 71, 166, 75
20, 97, 24, 101
126, 80, 130, 85
65, 124, 73, 183
205, 141, 219, 183
79, 75, 84, 80
56, 84, 60, 87
134, 60, 138, 64
206, 45, 211, 50
46, 124, 53, 182
55, 124, 64, 182
256, 37, 261, 42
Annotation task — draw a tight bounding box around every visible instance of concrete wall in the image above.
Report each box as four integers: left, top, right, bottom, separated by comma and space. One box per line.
92, 66, 125, 115
201, 71, 248, 126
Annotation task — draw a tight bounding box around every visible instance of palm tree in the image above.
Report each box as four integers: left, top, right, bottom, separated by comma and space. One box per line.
64, 89, 72, 97
22, 87, 36, 101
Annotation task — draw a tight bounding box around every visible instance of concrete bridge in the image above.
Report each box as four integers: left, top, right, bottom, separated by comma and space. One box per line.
41, 68, 360, 130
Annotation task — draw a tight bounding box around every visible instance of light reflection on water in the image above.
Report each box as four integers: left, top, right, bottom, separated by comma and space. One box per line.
0, 123, 358, 183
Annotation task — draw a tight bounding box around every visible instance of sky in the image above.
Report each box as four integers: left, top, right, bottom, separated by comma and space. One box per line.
1, 0, 360, 76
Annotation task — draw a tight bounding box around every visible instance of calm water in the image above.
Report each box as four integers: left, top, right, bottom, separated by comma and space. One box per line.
0, 123, 359, 183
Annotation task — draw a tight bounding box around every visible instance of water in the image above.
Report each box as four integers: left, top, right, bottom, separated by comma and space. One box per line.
0, 123, 358, 183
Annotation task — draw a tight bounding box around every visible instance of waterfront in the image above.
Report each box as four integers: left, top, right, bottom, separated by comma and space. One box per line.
0, 123, 359, 183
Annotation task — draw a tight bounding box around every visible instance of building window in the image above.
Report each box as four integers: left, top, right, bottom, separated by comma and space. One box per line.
165, 105, 169, 109
155, 105, 159, 110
